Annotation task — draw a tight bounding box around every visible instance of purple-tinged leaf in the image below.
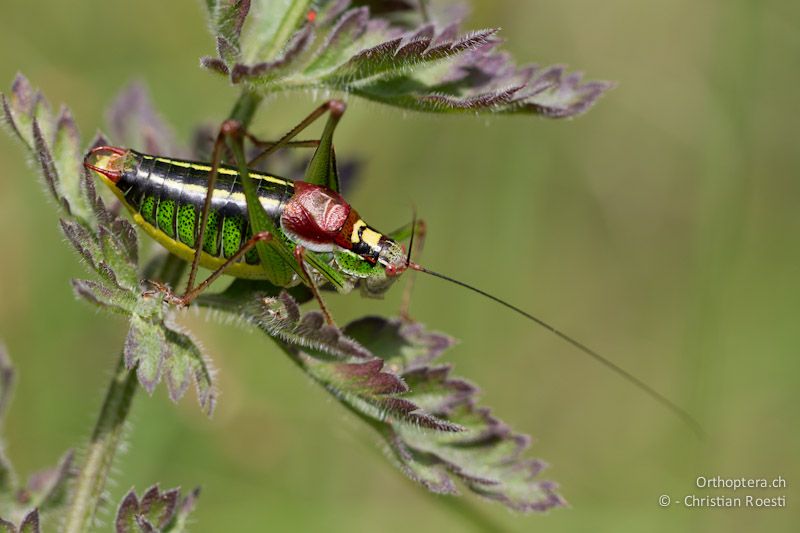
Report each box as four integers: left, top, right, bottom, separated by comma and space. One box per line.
115, 486, 192, 533
139, 485, 178, 529
51, 106, 91, 221
71, 278, 134, 315
81, 169, 114, 228
250, 293, 461, 431
0, 449, 13, 499
0, 517, 15, 533
317, 0, 351, 26
304, 7, 370, 74
97, 225, 139, 290
346, 315, 562, 511
206, 0, 251, 49
341, 27, 498, 80
3, 76, 223, 423
24, 450, 75, 512
2, 93, 26, 148
18, 509, 39, 533
0, 345, 15, 497
402, 365, 475, 415
344, 316, 455, 369
217, 5, 610, 118
173, 487, 201, 530
258, 292, 372, 359
231, 24, 315, 83
0, 74, 35, 149
125, 316, 167, 395
31, 119, 60, 203
107, 83, 183, 157
134, 516, 156, 533
0, 344, 14, 424
235, 293, 560, 509
334, 359, 408, 395
11, 74, 34, 116
384, 429, 457, 494
200, 55, 230, 75
97, 260, 121, 289
59, 219, 101, 270
216, 36, 239, 66
352, 0, 416, 16
163, 324, 217, 417
2, 75, 56, 150
111, 218, 139, 266
30, 90, 54, 146
115, 489, 140, 533
379, 397, 463, 432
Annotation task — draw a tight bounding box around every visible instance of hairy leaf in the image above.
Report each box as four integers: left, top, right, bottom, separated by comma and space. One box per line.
107, 82, 185, 158
1, 78, 216, 416
0, 345, 13, 425
0, 517, 14, 533
23, 451, 75, 513
202, 0, 611, 117
0, 509, 41, 533
18, 510, 40, 533
0, 345, 16, 500
206, 0, 251, 51
169, 487, 200, 533
115, 485, 197, 533
163, 325, 217, 417
115, 490, 140, 533
217, 292, 562, 511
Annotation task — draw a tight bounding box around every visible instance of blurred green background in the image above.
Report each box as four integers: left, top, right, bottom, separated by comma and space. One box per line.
1, 1, 798, 531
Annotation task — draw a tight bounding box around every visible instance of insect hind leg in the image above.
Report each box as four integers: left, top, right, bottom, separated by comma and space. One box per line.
148, 231, 274, 308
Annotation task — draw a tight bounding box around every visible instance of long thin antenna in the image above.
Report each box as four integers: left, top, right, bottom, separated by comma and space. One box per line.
406, 209, 417, 266
409, 263, 704, 438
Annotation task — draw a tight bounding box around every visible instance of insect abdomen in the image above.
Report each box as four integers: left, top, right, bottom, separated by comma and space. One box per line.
116, 152, 294, 277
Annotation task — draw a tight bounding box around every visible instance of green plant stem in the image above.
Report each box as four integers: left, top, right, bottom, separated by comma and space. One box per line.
228, 89, 262, 126
62, 255, 185, 531
63, 353, 137, 533
63, 91, 262, 532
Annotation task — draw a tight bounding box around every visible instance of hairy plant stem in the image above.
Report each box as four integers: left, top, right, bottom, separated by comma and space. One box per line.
228, 89, 262, 127
63, 352, 137, 533
62, 91, 262, 532
63, 260, 186, 531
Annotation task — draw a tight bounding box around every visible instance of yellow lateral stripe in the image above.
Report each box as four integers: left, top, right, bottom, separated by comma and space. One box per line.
152, 156, 290, 186
132, 212, 273, 280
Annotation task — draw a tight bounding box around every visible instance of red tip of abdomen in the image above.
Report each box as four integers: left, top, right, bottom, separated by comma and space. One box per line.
83, 146, 129, 184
